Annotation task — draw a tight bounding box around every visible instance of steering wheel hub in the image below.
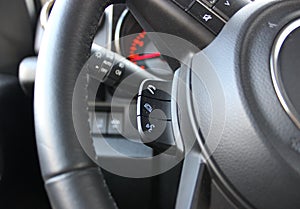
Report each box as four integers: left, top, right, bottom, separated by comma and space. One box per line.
188, 1, 300, 208
271, 19, 300, 129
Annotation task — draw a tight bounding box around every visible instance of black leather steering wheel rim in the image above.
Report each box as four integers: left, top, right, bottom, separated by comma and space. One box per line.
34, 0, 121, 208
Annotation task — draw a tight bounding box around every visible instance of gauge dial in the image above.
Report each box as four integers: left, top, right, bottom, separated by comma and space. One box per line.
115, 9, 173, 78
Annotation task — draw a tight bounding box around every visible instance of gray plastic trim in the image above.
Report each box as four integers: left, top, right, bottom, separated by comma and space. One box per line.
175, 144, 205, 209
115, 8, 129, 54
25, 0, 37, 26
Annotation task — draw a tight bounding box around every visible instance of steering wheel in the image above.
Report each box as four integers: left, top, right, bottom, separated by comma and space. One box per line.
34, 0, 300, 208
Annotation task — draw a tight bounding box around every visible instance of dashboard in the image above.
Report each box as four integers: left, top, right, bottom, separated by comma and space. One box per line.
114, 8, 173, 77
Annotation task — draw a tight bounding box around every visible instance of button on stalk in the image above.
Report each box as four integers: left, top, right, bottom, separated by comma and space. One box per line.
137, 79, 176, 153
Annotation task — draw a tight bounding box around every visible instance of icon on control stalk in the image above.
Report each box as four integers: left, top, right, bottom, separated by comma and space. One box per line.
137, 79, 176, 153
84, 45, 157, 98
145, 123, 155, 133
144, 103, 153, 113
147, 84, 156, 95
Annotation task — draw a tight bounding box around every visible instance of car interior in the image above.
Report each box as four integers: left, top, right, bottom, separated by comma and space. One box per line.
0, 0, 300, 208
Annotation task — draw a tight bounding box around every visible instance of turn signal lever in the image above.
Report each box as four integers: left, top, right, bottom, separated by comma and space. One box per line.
86, 45, 158, 97
18, 44, 157, 97
20, 45, 177, 153
86, 46, 176, 153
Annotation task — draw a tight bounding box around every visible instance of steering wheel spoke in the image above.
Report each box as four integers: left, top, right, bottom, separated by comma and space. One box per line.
175, 144, 208, 209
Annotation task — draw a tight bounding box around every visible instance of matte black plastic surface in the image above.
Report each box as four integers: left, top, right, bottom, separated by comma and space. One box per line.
127, 0, 215, 52
200, 0, 218, 8
139, 96, 172, 120
139, 80, 172, 101
138, 116, 175, 152
214, 0, 250, 20
188, 1, 225, 34
172, 0, 195, 9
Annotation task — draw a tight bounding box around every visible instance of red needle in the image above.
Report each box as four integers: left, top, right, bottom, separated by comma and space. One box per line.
128, 52, 161, 62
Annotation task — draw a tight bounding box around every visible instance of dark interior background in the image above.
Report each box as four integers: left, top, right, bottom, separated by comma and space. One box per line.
0, 0, 50, 208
